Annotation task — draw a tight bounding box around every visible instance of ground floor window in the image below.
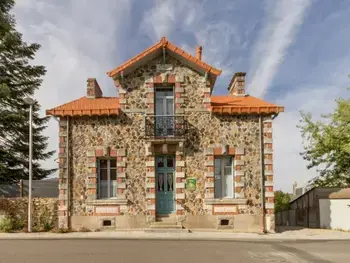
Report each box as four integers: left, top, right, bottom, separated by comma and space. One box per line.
97, 159, 117, 199
214, 156, 234, 198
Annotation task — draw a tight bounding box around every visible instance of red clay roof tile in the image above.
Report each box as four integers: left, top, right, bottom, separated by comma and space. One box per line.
46, 97, 119, 117
210, 95, 284, 114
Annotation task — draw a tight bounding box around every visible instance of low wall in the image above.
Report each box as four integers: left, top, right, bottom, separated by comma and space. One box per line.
0, 198, 58, 229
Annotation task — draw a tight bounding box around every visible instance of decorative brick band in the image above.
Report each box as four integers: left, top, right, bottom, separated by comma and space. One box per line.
263, 119, 274, 215
86, 147, 127, 201
204, 146, 246, 201
145, 156, 156, 217
58, 119, 68, 228
175, 154, 185, 215
145, 72, 185, 115
202, 77, 212, 109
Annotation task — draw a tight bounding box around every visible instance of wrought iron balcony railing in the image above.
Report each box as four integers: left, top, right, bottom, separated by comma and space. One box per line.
144, 115, 187, 138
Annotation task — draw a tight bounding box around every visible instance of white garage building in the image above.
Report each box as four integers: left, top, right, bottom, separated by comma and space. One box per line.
319, 188, 350, 231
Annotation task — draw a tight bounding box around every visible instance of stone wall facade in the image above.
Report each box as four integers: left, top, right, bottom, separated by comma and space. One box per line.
62, 55, 275, 232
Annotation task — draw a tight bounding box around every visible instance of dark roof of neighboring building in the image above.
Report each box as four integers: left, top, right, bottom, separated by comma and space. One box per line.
289, 187, 347, 204
0, 179, 58, 198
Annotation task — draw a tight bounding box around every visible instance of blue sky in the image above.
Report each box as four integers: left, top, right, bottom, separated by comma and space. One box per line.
13, 0, 350, 192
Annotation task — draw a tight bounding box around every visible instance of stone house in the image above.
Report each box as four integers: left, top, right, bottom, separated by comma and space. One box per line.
46, 37, 284, 232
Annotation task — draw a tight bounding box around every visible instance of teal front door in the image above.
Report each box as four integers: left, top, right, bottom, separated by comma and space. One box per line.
156, 155, 175, 214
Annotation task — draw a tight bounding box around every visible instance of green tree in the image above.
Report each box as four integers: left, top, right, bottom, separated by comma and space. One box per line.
0, 0, 55, 183
274, 191, 291, 212
298, 89, 350, 187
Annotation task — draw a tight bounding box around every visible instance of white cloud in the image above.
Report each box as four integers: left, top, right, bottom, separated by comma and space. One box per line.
248, 0, 312, 98
13, 0, 132, 176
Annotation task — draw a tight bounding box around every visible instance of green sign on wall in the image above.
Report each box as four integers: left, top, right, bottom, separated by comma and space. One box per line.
186, 178, 197, 191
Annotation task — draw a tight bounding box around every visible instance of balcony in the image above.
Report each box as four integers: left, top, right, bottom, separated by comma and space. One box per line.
144, 115, 187, 140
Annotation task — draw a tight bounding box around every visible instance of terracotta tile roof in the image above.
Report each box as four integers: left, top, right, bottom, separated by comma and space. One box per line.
46, 97, 120, 117
107, 37, 222, 77
210, 95, 284, 114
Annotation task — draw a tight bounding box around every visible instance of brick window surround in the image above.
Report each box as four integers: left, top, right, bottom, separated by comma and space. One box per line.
86, 147, 127, 201
204, 146, 245, 200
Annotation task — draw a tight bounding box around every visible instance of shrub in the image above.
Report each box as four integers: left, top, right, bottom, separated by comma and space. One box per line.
0, 216, 14, 233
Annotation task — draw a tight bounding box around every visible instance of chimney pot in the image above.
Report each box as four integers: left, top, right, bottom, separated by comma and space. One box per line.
196, 46, 202, 60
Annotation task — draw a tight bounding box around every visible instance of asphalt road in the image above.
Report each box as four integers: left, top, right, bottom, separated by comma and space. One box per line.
0, 239, 349, 263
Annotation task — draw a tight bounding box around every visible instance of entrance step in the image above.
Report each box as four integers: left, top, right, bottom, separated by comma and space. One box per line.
156, 214, 177, 223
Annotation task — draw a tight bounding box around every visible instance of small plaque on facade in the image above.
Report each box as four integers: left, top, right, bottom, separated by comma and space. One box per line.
186, 178, 197, 191
156, 64, 173, 71
95, 206, 118, 214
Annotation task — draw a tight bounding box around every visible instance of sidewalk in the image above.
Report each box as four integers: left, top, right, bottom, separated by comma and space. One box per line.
1, 228, 350, 241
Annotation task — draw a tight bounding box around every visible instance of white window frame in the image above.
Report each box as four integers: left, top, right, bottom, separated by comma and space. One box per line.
97, 159, 117, 199
214, 156, 234, 199
155, 87, 174, 117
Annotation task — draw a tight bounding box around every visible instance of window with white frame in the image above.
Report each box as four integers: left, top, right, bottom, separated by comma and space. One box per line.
214, 156, 234, 198
97, 159, 117, 199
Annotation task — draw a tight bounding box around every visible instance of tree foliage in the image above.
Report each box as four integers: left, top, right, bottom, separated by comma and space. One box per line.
0, 0, 55, 183
298, 88, 350, 187
274, 190, 291, 212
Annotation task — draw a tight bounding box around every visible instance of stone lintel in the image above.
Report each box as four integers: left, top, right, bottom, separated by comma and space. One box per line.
265, 170, 273, 176
265, 181, 274, 187
205, 182, 214, 188
205, 148, 214, 155
235, 170, 244, 176
146, 172, 155, 177
235, 182, 245, 187
235, 160, 245, 165
175, 75, 184, 83
176, 182, 185, 188
236, 147, 245, 155
117, 172, 126, 178
265, 191, 274, 197
117, 148, 126, 157
176, 161, 185, 167
264, 159, 273, 165
203, 98, 211, 103
117, 161, 126, 167
146, 161, 155, 167
205, 160, 214, 167
176, 193, 185, 200
175, 87, 184, 93
205, 172, 214, 177
117, 183, 126, 189
265, 203, 274, 209
176, 172, 185, 178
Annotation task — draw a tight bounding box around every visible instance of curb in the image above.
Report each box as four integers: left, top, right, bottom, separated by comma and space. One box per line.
1, 233, 350, 242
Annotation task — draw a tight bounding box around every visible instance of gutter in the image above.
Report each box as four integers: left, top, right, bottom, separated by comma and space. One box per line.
259, 114, 266, 233
66, 117, 70, 228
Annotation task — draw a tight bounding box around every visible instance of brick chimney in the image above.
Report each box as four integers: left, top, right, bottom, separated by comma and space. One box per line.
196, 46, 202, 60
86, 78, 103, 99
228, 72, 246, 96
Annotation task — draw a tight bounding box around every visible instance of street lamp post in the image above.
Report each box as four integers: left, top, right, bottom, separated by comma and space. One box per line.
24, 97, 35, 233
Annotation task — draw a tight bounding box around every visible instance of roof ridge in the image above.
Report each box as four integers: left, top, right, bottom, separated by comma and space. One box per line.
106, 37, 222, 77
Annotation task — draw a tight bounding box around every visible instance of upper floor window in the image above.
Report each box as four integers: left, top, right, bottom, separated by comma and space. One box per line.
155, 87, 174, 136
214, 156, 234, 198
97, 159, 117, 199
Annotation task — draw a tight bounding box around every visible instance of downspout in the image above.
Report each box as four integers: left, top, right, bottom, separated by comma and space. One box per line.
259, 114, 266, 233
66, 117, 70, 229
